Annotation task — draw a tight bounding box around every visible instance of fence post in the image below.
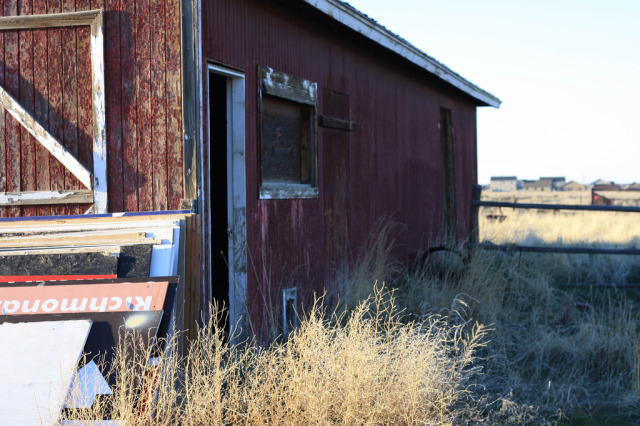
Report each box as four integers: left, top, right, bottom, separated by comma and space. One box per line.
469, 184, 482, 247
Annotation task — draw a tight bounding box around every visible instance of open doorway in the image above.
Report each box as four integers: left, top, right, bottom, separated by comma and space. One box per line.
206, 65, 247, 337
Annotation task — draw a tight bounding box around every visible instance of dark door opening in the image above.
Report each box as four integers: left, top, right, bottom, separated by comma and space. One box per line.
209, 72, 230, 327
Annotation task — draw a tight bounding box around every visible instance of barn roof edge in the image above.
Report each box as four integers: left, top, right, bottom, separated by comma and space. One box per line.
302, 0, 501, 108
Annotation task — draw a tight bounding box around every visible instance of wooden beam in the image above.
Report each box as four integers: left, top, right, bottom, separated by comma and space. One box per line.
181, 0, 201, 204
0, 86, 93, 189
0, 190, 94, 206
0, 10, 101, 30
319, 115, 357, 131
473, 200, 640, 213
475, 243, 640, 256
90, 11, 107, 213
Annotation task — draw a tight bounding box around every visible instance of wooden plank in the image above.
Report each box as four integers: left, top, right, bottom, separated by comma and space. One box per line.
181, 0, 199, 202
0, 9, 100, 29
0, 246, 120, 256
0, 213, 189, 230
136, 0, 153, 211
0, 230, 152, 243
0, 10, 5, 217
166, 0, 183, 209
89, 11, 107, 213
47, 4, 65, 216
105, 0, 123, 211
5, 0, 20, 218
0, 237, 159, 249
62, 0, 79, 215
476, 243, 640, 256
151, 0, 167, 211
19, 0, 36, 218
474, 200, 640, 213
33, 0, 51, 217
0, 86, 92, 189
0, 189, 93, 205
0, 0, 5, 217
121, 0, 137, 211
318, 115, 357, 131
76, 0, 93, 213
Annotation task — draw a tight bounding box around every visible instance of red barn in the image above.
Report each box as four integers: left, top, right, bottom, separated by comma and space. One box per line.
0, 0, 499, 334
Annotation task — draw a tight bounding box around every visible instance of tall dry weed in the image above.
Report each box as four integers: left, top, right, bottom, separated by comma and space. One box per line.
61, 287, 488, 424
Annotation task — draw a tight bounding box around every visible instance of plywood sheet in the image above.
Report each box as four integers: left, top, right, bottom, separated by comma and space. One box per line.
0, 319, 91, 425
0, 251, 118, 275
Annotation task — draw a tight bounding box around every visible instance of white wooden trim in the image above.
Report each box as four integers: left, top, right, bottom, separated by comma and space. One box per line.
0, 87, 92, 188
207, 64, 248, 340
0, 190, 94, 206
90, 12, 108, 213
302, 0, 501, 108
0, 10, 101, 29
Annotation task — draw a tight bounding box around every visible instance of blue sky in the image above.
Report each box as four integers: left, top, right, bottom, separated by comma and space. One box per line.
345, 0, 640, 184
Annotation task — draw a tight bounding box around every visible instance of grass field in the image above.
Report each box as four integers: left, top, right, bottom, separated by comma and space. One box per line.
61, 192, 640, 424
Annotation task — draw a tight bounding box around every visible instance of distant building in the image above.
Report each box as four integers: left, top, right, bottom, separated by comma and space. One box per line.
591, 179, 613, 187
623, 183, 640, 191
490, 176, 520, 192
524, 177, 565, 191
561, 181, 587, 191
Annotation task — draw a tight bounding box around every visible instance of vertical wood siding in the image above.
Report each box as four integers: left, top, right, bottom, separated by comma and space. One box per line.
202, 0, 480, 323
0, 0, 183, 216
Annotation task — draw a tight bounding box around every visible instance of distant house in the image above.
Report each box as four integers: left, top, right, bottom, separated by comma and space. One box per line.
591, 179, 614, 187
623, 183, 640, 191
524, 177, 565, 191
561, 181, 587, 191
592, 183, 621, 191
490, 176, 520, 192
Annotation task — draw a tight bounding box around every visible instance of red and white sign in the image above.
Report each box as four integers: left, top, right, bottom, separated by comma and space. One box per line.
0, 282, 168, 315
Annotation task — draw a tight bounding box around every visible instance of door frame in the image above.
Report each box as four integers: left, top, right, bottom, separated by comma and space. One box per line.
206, 64, 247, 334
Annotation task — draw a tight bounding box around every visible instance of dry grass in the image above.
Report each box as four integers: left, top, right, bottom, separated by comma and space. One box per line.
61, 287, 489, 424
60, 206, 640, 423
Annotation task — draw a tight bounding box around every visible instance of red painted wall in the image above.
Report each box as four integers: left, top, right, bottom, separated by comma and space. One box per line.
0, 0, 183, 217
202, 0, 480, 325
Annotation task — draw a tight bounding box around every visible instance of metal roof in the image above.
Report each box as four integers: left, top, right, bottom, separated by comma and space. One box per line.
302, 0, 501, 108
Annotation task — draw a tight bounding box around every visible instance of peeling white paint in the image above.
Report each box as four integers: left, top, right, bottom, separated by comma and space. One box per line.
0, 190, 94, 206
259, 185, 319, 200
90, 12, 108, 214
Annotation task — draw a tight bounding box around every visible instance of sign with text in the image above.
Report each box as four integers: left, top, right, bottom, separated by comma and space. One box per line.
0, 282, 168, 315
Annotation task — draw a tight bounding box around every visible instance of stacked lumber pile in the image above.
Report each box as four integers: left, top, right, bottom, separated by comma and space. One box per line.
0, 211, 202, 423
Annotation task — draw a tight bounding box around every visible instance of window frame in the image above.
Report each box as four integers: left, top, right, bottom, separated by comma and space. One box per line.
258, 65, 319, 200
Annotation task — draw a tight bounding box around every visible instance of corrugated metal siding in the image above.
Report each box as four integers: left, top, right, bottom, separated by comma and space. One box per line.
0, 0, 183, 216
202, 0, 479, 317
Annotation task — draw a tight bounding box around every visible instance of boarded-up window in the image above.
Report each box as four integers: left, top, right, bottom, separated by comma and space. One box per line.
261, 95, 313, 184
259, 66, 318, 199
